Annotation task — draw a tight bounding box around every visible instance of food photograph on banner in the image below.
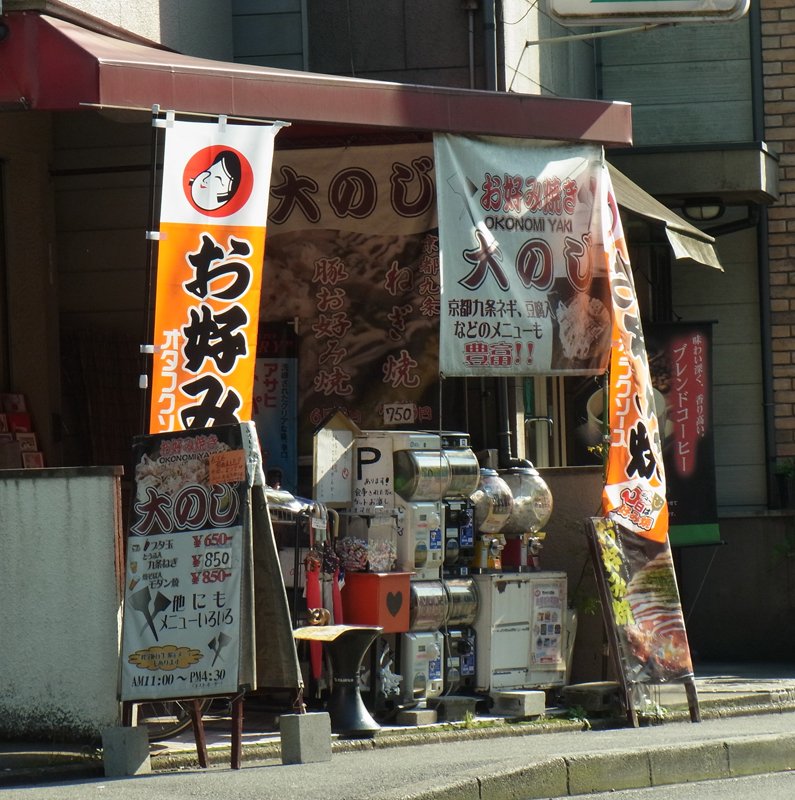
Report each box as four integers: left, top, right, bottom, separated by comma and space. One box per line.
587, 517, 694, 684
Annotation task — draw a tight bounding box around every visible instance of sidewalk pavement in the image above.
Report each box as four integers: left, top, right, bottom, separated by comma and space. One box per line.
3, 663, 795, 798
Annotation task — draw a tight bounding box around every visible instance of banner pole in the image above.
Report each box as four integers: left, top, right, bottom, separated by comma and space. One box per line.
139, 104, 164, 435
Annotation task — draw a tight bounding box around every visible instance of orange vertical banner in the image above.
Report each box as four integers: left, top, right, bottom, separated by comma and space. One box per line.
600, 163, 668, 543
149, 118, 283, 433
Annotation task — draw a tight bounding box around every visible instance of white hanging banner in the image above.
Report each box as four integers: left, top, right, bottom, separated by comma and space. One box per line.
435, 134, 611, 377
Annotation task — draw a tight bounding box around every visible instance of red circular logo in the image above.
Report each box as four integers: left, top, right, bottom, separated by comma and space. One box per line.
182, 146, 254, 217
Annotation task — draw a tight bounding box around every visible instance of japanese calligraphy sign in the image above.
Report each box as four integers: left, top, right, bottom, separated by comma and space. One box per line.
150, 119, 282, 433
601, 164, 668, 543
260, 143, 440, 453
646, 322, 719, 546
585, 517, 694, 685
120, 424, 255, 701
435, 134, 610, 377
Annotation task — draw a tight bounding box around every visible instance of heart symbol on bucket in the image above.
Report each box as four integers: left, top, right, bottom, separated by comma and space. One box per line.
386, 591, 403, 617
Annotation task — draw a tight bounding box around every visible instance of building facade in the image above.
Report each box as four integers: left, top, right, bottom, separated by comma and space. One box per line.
0, 0, 792, 663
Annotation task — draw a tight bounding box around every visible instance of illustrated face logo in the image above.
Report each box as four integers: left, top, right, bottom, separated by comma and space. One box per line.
183, 146, 254, 217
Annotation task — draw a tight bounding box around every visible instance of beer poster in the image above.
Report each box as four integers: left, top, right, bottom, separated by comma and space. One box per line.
150, 118, 282, 434
120, 423, 255, 701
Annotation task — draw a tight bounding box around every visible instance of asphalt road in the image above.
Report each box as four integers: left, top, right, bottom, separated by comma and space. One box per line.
4, 712, 795, 799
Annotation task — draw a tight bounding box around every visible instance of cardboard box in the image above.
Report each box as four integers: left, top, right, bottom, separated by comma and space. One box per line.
341, 572, 411, 633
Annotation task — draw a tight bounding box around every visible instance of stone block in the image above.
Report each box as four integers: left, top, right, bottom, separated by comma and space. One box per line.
429, 694, 478, 721
490, 690, 546, 719
280, 712, 332, 765
101, 726, 151, 777
650, 742, 729, 786
727, 733, 795, 777
567, 750, 651, 795
396, 708, 437, 726
561, 681, 622, 713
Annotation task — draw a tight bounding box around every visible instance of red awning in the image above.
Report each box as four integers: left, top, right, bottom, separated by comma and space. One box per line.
0, 12, 632, 146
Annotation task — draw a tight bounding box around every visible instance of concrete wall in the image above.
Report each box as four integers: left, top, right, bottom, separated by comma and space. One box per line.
307, 0, 475, 88
232, 0, 306, 71
600, 19, 752, 146
678, 513, 795, 663
671, 228, 766, 512
503, 0, 596, 99
538, 466, 606, 684
57, 0, 234, 59
0, 467, 124, 740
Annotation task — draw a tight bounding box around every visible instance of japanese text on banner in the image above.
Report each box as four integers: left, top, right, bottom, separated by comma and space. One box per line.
435, 135, 611, 377
601, 165, 668, 543
149, 119, 282, 433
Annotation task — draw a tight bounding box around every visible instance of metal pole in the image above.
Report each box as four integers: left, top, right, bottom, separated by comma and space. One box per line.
139, 105, 162, 435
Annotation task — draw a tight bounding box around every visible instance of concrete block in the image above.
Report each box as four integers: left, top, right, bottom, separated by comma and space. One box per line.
280, 712, 332, 765
561, 681, 622, 713
429, 694, 478, 721
490, 690, 545, 719
396, 708, 437, 726
480, 756, 569, 800
101, 726, 151, 777
567, 750, 651, 795
650, 742, 729, 786
727, 733, 795, 777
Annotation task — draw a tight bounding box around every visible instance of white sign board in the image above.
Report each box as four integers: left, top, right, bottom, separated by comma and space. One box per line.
313, 427, 354, 506
120, 424, 254, 701
435, 134, 611, 377
549, 0, 749, 25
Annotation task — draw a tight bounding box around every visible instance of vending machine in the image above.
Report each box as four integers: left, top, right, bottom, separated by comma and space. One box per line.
471, 571, 568, 692
442, 577, 479, 694
439, 433, 479, 577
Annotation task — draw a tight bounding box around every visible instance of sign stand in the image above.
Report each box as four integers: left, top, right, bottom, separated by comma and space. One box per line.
189, 699, 209, 768
119, 423, 303, 771
585, 529, 639, 727
585, 518, 701, 727
231, 693, 245, 769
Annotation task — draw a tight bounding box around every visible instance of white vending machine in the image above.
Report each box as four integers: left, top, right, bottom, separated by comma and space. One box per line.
471, 571, 568, 692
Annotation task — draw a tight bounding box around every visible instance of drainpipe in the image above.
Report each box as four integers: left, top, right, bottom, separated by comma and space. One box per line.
481, 0, 517, 464
483, 0, 498, 91
749, 0, 777, 507
463, 0, 477, 89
